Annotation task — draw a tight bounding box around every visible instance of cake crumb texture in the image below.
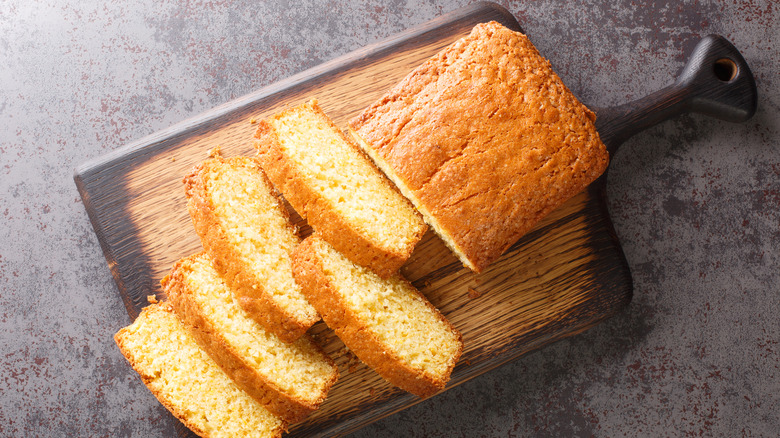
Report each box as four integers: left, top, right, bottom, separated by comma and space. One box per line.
163, 252, 338, 423
113, 303, 286, 438
254, 99, 427, 278
184, 156, 318, 342
292, 235, 462, 398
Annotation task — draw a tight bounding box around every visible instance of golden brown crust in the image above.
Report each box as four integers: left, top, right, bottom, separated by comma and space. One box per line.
349, 21, 609, 272
162, 253, 338, 424
291, 236, 462, 398
253, 100, 427, 279
114, 303, 286, 438
184, 156, 317, 342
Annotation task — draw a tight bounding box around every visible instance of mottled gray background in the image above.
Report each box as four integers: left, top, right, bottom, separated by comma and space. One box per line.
1, 0, 777, 437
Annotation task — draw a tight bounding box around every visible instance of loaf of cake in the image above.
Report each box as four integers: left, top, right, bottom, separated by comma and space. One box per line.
254, 99, 427, 278
114, 302, 286, 438
349, 21, 609, 272
184, 155, 317, 342
163, 252, 339, 423
292, 235, 462, 398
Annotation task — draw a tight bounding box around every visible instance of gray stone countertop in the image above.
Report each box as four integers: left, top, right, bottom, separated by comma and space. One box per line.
1, 1, 777, 436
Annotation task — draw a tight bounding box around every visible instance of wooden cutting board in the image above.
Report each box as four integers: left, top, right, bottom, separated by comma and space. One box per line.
74, 3, 756, 437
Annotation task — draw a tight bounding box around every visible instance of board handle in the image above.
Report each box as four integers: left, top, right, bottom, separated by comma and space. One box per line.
595, 34, 758, 155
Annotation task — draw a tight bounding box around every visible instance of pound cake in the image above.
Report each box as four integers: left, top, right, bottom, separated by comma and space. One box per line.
254, 99, 427, 278
114, 302, 286, 438
349, 21, 609, 272
184, 155, 318, 342
163, 252, 339, 423
292, 235, 462, 398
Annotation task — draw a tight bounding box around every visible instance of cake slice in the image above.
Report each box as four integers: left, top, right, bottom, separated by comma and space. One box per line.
292, 235, 463, 398
253, 99, 427, 278
184, 155, 317, 342
163, 252, 339, 423
114, 303, 286, 438
349, 21, 609, 272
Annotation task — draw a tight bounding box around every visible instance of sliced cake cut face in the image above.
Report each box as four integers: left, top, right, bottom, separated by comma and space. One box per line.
292, 235, 462, 398
254, 99, 427, 278
114, 303, 286, 438
184, 156, 318, 342
349, 21, 609, 273
163, 252, 339, 423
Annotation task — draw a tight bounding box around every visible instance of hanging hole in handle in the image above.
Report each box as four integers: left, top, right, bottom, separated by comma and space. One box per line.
714, 58, 738, 82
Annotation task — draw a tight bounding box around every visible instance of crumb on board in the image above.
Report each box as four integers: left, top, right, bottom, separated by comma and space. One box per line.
335, 345, 362, 374
147, 294, 159, 304
468, 287, 483, 299
208, 146, 221, 158
250, 117, 257, 124
347, 351, 361, 373
170, 156, 176, 162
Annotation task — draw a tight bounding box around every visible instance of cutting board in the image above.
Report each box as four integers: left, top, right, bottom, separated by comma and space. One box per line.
74, 3, 757, 437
